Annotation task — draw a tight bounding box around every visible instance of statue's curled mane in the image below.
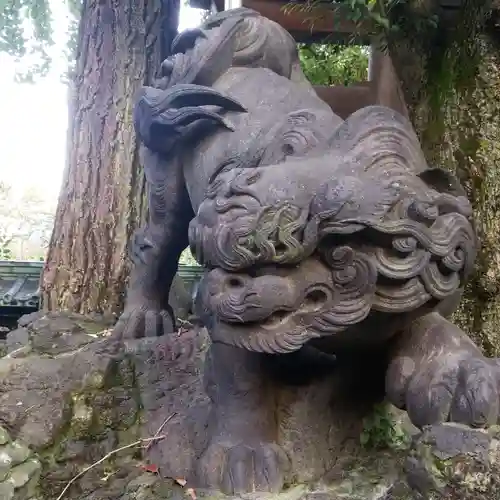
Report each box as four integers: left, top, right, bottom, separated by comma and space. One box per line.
188, 106, 476, 353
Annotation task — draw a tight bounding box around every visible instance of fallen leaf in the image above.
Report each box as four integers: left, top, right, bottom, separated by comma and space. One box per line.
139, 463, 159, 474
175, 478, 187, 487
186, 487, 197, 499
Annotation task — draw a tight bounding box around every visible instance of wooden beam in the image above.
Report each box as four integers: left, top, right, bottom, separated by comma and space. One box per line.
187, 0, 224, 11
188, 0, 211, 9
313, 83, 374, 119
369, 49, 409, 119
241, 0, 371, 44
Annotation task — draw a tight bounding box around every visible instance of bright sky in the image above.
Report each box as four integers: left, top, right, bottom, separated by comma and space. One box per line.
0, 3, 203, 204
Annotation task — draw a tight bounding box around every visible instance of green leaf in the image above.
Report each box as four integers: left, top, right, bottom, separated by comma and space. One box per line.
0, 0, 80, 81
359, 430, 370, 446
298, 43, 369, 86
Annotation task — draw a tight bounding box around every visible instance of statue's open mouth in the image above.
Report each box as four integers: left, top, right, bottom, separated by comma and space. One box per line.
199, 261, 334, 323
196, 258, 367, 353
261, 309, 289, 327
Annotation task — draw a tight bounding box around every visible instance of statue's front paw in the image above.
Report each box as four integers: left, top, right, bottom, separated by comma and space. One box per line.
388, 354, 499, 428
112, 305, 174, 339
197, 441, 290, 494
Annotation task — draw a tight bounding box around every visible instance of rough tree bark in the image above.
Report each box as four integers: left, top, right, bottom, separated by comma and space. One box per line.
389, 8, 500, 354
443, 42, 500, 356
42, 0, 181, 316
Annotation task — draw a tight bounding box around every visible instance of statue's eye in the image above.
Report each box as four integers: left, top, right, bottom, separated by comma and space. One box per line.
282, 144, 294, 156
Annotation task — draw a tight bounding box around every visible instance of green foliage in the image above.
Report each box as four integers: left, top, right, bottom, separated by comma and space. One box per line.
179, 248, 199, 266
285, 0, 400, 40
0, 0, 54, 80
360, 403, 410, 450
0, 246, 14, 260
0, 182, 55, 261
293, 0, 496, 127
298, 43, 368, 86
0, 0, 53, 57
0, 0, 80, 82
61, 0, 81, 82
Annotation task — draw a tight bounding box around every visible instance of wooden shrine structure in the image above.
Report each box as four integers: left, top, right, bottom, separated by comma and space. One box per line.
187, 0, 409, 119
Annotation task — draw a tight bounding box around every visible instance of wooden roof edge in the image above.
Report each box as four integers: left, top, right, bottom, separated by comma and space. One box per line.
243, 0, 372, 36
186, 0, 373, 40
187, 0, 223, 11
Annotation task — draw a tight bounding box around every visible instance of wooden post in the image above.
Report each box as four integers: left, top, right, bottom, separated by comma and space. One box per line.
313, 84, 373, 119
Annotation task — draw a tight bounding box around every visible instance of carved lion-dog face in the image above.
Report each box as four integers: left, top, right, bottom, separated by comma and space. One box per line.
191, 106, 476, 353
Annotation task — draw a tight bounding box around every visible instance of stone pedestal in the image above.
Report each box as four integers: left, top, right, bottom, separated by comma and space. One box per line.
0, 312, 499, 499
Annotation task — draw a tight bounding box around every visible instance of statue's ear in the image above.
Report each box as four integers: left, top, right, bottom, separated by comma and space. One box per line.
331, 105, 428, 177
417, 167, 467, 198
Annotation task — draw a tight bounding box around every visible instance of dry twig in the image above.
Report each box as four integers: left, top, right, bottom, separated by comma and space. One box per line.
145, 412, 177, 451
55, 435, 166, 500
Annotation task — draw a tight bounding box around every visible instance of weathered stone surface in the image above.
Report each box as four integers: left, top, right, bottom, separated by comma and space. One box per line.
0, 446, 12, 481
0, 425, 42, 498
3, 442, 31, 465
0, 480, 15, 500
1, 311, 499, 499
0, 426, 10, 445
5, 328, 30, 354
8, 457, 41, 488
4, 311, 114, 359
406, 423, 500, 499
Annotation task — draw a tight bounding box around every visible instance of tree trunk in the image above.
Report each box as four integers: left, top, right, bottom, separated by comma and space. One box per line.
390, 34, 500, 355
446, 41, 500, 356
41, 0, 180, 316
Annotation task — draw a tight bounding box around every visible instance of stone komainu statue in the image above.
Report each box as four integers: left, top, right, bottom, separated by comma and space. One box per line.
114, 8, 500, 495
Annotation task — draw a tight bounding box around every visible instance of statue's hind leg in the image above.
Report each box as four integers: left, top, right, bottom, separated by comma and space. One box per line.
386, 311, 500, 428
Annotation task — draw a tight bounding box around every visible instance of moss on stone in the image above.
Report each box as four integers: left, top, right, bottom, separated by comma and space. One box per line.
0, 426, 42, 500
0, 427, 11, 446
407, 424, 500, 499
32, 349, 144, 499
360, 403, 411, 451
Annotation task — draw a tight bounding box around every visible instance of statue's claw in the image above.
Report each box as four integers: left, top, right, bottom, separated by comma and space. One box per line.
197, 441, 289, 494
386, 314, 500, 429
388, 352, 500, 429
112, 306, 175, 339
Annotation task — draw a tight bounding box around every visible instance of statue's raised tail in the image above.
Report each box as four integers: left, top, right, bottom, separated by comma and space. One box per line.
134, 83, 247, 155
156, 7, 306, 91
